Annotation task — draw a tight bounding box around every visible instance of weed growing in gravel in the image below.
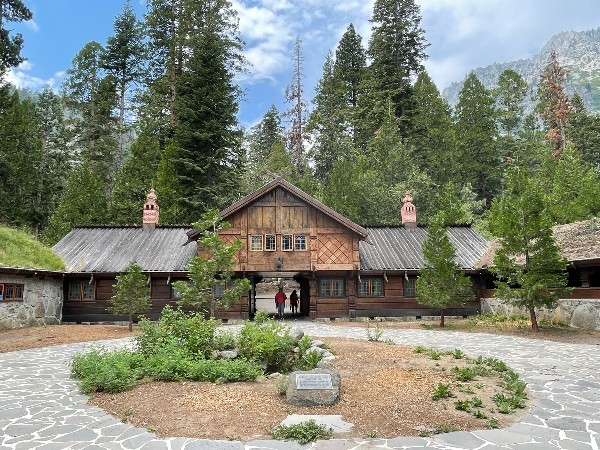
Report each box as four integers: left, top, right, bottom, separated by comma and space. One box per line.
431, 383, 454, 400
486, 418, 500, 429
275, 377, 288, 395
452, 366, 476, 382
364, 319, 385, 342
271, 420, 333, 444
452, 349, 465, 359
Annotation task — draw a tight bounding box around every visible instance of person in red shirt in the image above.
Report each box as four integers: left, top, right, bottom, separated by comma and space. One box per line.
275, 287, 287, 319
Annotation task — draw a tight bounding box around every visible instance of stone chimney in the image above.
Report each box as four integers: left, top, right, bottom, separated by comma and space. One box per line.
400, 192, 417, 229
142, 188, 159, 231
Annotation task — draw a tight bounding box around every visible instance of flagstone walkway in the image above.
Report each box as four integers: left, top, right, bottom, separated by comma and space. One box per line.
1, 323, 599, 449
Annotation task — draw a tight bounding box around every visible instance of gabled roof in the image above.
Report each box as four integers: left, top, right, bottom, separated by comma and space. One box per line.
187, 177, 368, 242
360, 226, 489, 271
53, 226, 197, 273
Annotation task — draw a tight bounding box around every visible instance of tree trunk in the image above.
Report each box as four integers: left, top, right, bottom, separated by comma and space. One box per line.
128, 312, 133, 332
440, 309, 445, 328
529, 306, 539, 332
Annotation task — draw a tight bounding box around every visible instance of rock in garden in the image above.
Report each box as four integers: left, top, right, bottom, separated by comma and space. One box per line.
286, 368, 340, 406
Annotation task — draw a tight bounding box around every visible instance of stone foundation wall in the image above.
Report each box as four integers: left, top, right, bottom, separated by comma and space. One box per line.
481, 298, 600, 331
0, 274, 63, 330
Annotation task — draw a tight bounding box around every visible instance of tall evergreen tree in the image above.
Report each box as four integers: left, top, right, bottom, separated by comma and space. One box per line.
0, 0, 32, 76
416, 214, 474, 328
494, 69, 528, 139
333, 24, 367, 144
488, 162, 569, 332
408, 71, 456, 183
247, 104, 283, 162
365, 0, 428, 128
307, 51, 349, 183
454, 72, 500, 206
100, 0, 145, 168
155, 0, 246, 222
568, 94, 600, 172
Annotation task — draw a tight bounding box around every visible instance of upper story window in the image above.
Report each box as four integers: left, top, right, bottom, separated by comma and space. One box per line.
403, 277, 416, 298
358, 276, 384, 297
319, 278, 345, 297
282, 235, 293, 251
0, 283, 24, 301
265, 234, 276, 251
68, 280, 95, 301
294, 235, 307, 251
251, 235, 263, 251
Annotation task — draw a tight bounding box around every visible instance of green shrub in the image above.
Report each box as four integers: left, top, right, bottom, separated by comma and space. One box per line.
413, 346, 428, 353
159, 307, 218, 359
275, 377, 288, 395
452, 367, 476, 382
214, 331, 237, 350
454, 399, 471, 411
271, 419, 333, 444
296, 350, 323, 371
142, 344, 191, 381
71, 347, 144, 393
237, 317, 296, 373
185, 359, 261, 382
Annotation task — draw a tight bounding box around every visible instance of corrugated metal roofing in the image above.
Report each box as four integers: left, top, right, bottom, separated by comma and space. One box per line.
53, 226, 197, 273
360, 226, 489, 270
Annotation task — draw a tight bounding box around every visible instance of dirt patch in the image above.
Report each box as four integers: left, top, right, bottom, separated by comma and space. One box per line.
89, 337, 529, 441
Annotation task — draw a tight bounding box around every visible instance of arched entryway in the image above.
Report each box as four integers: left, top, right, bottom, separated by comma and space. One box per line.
248, 273, 311, 320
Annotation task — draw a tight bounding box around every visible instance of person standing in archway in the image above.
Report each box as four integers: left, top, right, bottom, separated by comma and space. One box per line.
275, 287, 287, 319
289, 290, 299, 315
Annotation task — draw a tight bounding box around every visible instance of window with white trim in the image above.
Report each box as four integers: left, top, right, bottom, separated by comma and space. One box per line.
294, 235, 307, 251
265, 234, 276, 251
282, 235, 293, 251
251, 235, 263, 251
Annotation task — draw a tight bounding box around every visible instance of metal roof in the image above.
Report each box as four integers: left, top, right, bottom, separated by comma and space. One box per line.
360, 226, 489, 270
53, 226, 197, 273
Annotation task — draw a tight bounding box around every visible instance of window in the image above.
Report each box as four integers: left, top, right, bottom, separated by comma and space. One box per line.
0, 283, 24, 301
358, 277, 384, 297
68, 280, 96, 301
251, 235, 263, 251
319, 278, 345, 297
282, 235, 293, 251
403, 277, 416, 297
265, 234, 276, 251
294, 235, 307, 251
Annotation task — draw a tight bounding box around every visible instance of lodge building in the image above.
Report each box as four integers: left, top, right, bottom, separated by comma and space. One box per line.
2, 177, 600, 328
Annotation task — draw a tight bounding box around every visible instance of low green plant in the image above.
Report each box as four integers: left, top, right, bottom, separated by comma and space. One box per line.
452, 349, 465, 359
365, 319, 385, 342
122, 407, 135, 422
486, 418, 500, 429
470, 396, 483, 408
454, 399, 471, 411
184, 359, 262, 383
214, 331, 237, 350
366, 430, 378, 438
452, 366, 476, 382
434, 424, 459, 434
429, 350, 442, 360
458, 385, 475, 394
431, 383, 453, 400
296, 350, 323, 371
413, 346, 428, 353
271, 420, 333, 444
472, 410, 487, 419
418, 430, 431, 437
71, 347, 144, 393
275, 377, 288, 395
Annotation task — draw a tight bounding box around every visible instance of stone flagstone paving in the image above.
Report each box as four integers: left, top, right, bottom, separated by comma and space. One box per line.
1, 322, 599, 449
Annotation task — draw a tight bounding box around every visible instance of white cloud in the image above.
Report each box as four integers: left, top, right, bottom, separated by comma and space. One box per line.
4, 62, 64, 91
24, 19, 40, 32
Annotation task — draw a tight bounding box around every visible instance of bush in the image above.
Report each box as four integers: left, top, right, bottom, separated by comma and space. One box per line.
237, 317, 296, 373
214, 331, 237, 350
271, 419, 333, 444
71, 347, 144, 393
185, 359, 262, 382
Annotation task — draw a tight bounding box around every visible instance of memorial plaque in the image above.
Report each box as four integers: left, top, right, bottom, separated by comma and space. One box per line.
296, 373, 333, 390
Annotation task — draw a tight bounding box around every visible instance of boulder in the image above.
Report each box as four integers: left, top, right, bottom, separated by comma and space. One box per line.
286, 368, 340, 406
571, 303, 600, 330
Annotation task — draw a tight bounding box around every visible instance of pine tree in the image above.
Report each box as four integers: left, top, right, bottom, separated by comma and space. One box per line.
307, 51, 350, 183
247, 104, 284, 162
536, 50, 571, 158
416, 214, 474, 327
334, 24, 367, 144
172, 211, 250, 317
283, 37, 308, 172
408, 71, 456, 183
108, 261, 151, 331
0, 0, 32, 76
366, 0, 428, 128
100, 0, 145, 169
568, 94, 600, 172
454, 72, 500, 206
43, 165, 108, 244
494, 69, 528, 139
488, 162, 569, 332
157, 0, 244, 223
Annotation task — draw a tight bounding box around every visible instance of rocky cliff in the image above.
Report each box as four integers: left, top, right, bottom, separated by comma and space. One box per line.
442, 28, 600, 113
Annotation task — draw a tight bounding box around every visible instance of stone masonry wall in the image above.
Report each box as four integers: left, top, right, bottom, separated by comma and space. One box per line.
481, 298, 600, 331
0, 274, 63, 330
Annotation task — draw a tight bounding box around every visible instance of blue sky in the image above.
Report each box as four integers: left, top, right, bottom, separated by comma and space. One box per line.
6, 0, 600, 128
